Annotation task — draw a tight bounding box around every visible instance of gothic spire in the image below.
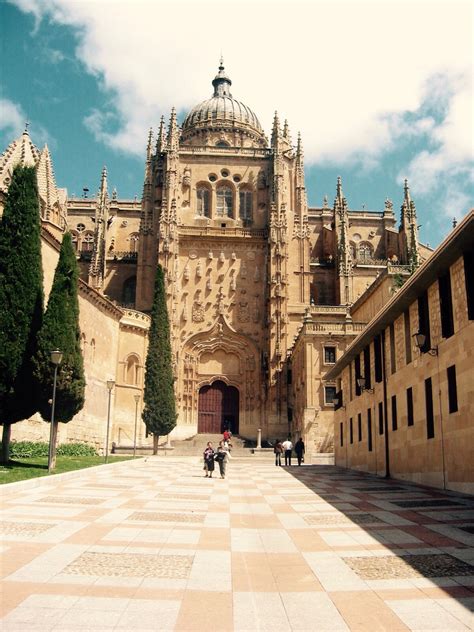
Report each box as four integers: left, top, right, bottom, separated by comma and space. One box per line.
156, 116, 166, 153
89, 166, 109, 289
271, 111, 281, 149
146, 127, 153, 160
167, 107, 179, 152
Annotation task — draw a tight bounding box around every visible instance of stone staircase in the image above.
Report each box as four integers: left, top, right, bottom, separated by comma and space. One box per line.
114, 434, 274, 460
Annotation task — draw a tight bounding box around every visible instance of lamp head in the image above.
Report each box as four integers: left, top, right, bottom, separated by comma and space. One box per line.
50, 349, 63, 365
413, 332, 426, 349
106, 379, 115, 391
356, 377, 366, 391
134, 394, 140, 403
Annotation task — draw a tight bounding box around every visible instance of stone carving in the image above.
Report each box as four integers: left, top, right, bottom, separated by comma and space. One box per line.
183, 168, 191, 187
196, 261, 202, 277
192, 295, 205, 322
254, 266, 260, 282
241, 262, 247, 279
219, 251, 225, 263
238, 298, 250, 322
252, 298, 260, 322
183, 264, 190, 280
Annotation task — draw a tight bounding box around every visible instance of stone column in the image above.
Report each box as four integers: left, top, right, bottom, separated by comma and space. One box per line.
257, 428, 262, 450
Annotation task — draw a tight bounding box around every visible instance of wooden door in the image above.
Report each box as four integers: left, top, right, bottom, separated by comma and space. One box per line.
198, 381, 239, 434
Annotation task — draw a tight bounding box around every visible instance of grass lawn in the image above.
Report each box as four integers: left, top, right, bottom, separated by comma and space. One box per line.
0, 455, 134, 484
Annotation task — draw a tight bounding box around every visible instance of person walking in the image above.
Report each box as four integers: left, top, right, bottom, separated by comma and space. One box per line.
282, 437, 293, 466
274, 439, 283, 466
295, 437, 305, 466
203, 442, 215, 478
215, 445, 228, 478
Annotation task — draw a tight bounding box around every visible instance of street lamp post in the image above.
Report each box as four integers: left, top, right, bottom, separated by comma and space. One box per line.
105, 379, 115, 463
133, 394, 140, 458
48, 349, 63, 473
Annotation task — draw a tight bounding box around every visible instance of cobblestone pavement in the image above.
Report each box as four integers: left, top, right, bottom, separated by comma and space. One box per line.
1, 458, 473, 631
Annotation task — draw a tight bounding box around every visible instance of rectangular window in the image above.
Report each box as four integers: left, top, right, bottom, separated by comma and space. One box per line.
447, 365, 458, 413
324, 346, 336, 364
324, 385, 337, 405
404, 309, 412, 364
389, 323, 396, 374
340, 422, 344, 447
425, 377, 435, 439
355, 355, 361, 396
334, 390, 344, 411
374, 335, 383, 383
349, 418, 353, 444
439, 272, 454, 339
378, 401, 384, 435
418, 291, 431, 353
239, 190, 253, 223
358, 413, 362, 442
407, 387, 414, 426
349, 363, 353, 401
391, 395, 398, 431
367, 408, 373, 452
363, 346, 371, 389
464, 251, 474, 320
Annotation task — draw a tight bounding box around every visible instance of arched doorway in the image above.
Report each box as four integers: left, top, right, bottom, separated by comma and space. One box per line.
198, 381, 239, 434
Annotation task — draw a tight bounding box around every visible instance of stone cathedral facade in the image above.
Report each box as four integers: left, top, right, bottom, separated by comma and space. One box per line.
0, 62, 432, 453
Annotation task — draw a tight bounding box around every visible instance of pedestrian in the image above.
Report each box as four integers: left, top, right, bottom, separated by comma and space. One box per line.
274, 439, 283, 466
223, 428, 231, 442
214, 445, 227, 478
203, 442, 215, 478
295, 437, 305, 466
282, 437, 293, 466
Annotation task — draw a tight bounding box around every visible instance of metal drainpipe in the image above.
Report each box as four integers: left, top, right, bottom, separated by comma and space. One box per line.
381, 330, 390, 478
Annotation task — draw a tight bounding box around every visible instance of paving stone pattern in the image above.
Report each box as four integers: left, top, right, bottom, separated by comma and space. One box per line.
345, 554, 474, 580
1, 458, 473, 631
64, 552, 193, 578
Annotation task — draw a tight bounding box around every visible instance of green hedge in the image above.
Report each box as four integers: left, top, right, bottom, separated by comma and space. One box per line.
0, 441, 98, 458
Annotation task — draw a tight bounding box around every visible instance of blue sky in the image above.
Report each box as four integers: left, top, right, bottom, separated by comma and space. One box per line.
1, 0, 472, 248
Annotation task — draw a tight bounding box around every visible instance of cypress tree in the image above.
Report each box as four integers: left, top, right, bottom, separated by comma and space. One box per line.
34, 232, 85, 469
0, 165, 43, 463
143, 264, 176, 453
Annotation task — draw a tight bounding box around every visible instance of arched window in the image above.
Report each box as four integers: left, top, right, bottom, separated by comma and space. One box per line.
196, 187, 210, 217
349, 242, 356, 260
122, 276, 136, 306
216, 186, 233, 218
71, 231, 79, 252
215, 141, 230, 148
239, 190, 253, 224
129, 233, 139, 252
82, 231, 94, 252
358, 242, 373, 263
125, 354, 141, 385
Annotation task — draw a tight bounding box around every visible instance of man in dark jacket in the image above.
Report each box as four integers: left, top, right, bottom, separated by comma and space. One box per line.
295, 437, 305, 466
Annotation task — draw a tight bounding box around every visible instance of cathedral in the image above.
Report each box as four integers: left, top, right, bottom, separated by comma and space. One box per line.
0, 62, 432, 455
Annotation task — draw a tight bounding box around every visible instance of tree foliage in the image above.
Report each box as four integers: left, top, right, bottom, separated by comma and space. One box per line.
143, 265, 176, 442
34, 232, 85, 423
0, 165, 43, 461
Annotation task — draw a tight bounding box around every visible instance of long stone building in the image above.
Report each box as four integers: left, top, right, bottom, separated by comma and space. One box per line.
326, 211, 474, 492
0, 62, 434, 455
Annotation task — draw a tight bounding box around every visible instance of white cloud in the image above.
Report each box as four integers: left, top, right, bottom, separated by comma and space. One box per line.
0, 97, 25, 138
398, 73, 473, 209
0, 96, 52, 149
11, 0, 473, 182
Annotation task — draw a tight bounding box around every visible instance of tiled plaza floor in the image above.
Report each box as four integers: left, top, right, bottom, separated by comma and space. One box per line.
1, 457, 474, 631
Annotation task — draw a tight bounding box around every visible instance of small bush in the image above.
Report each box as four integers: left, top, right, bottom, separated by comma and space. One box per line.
1, 441, 97, 459
57, 443, 97, 457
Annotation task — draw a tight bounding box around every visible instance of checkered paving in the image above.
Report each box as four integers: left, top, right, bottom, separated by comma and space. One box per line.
1, 458, 473, 630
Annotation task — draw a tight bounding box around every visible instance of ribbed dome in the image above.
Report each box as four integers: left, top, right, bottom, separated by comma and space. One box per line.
181, 61, 265, 143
